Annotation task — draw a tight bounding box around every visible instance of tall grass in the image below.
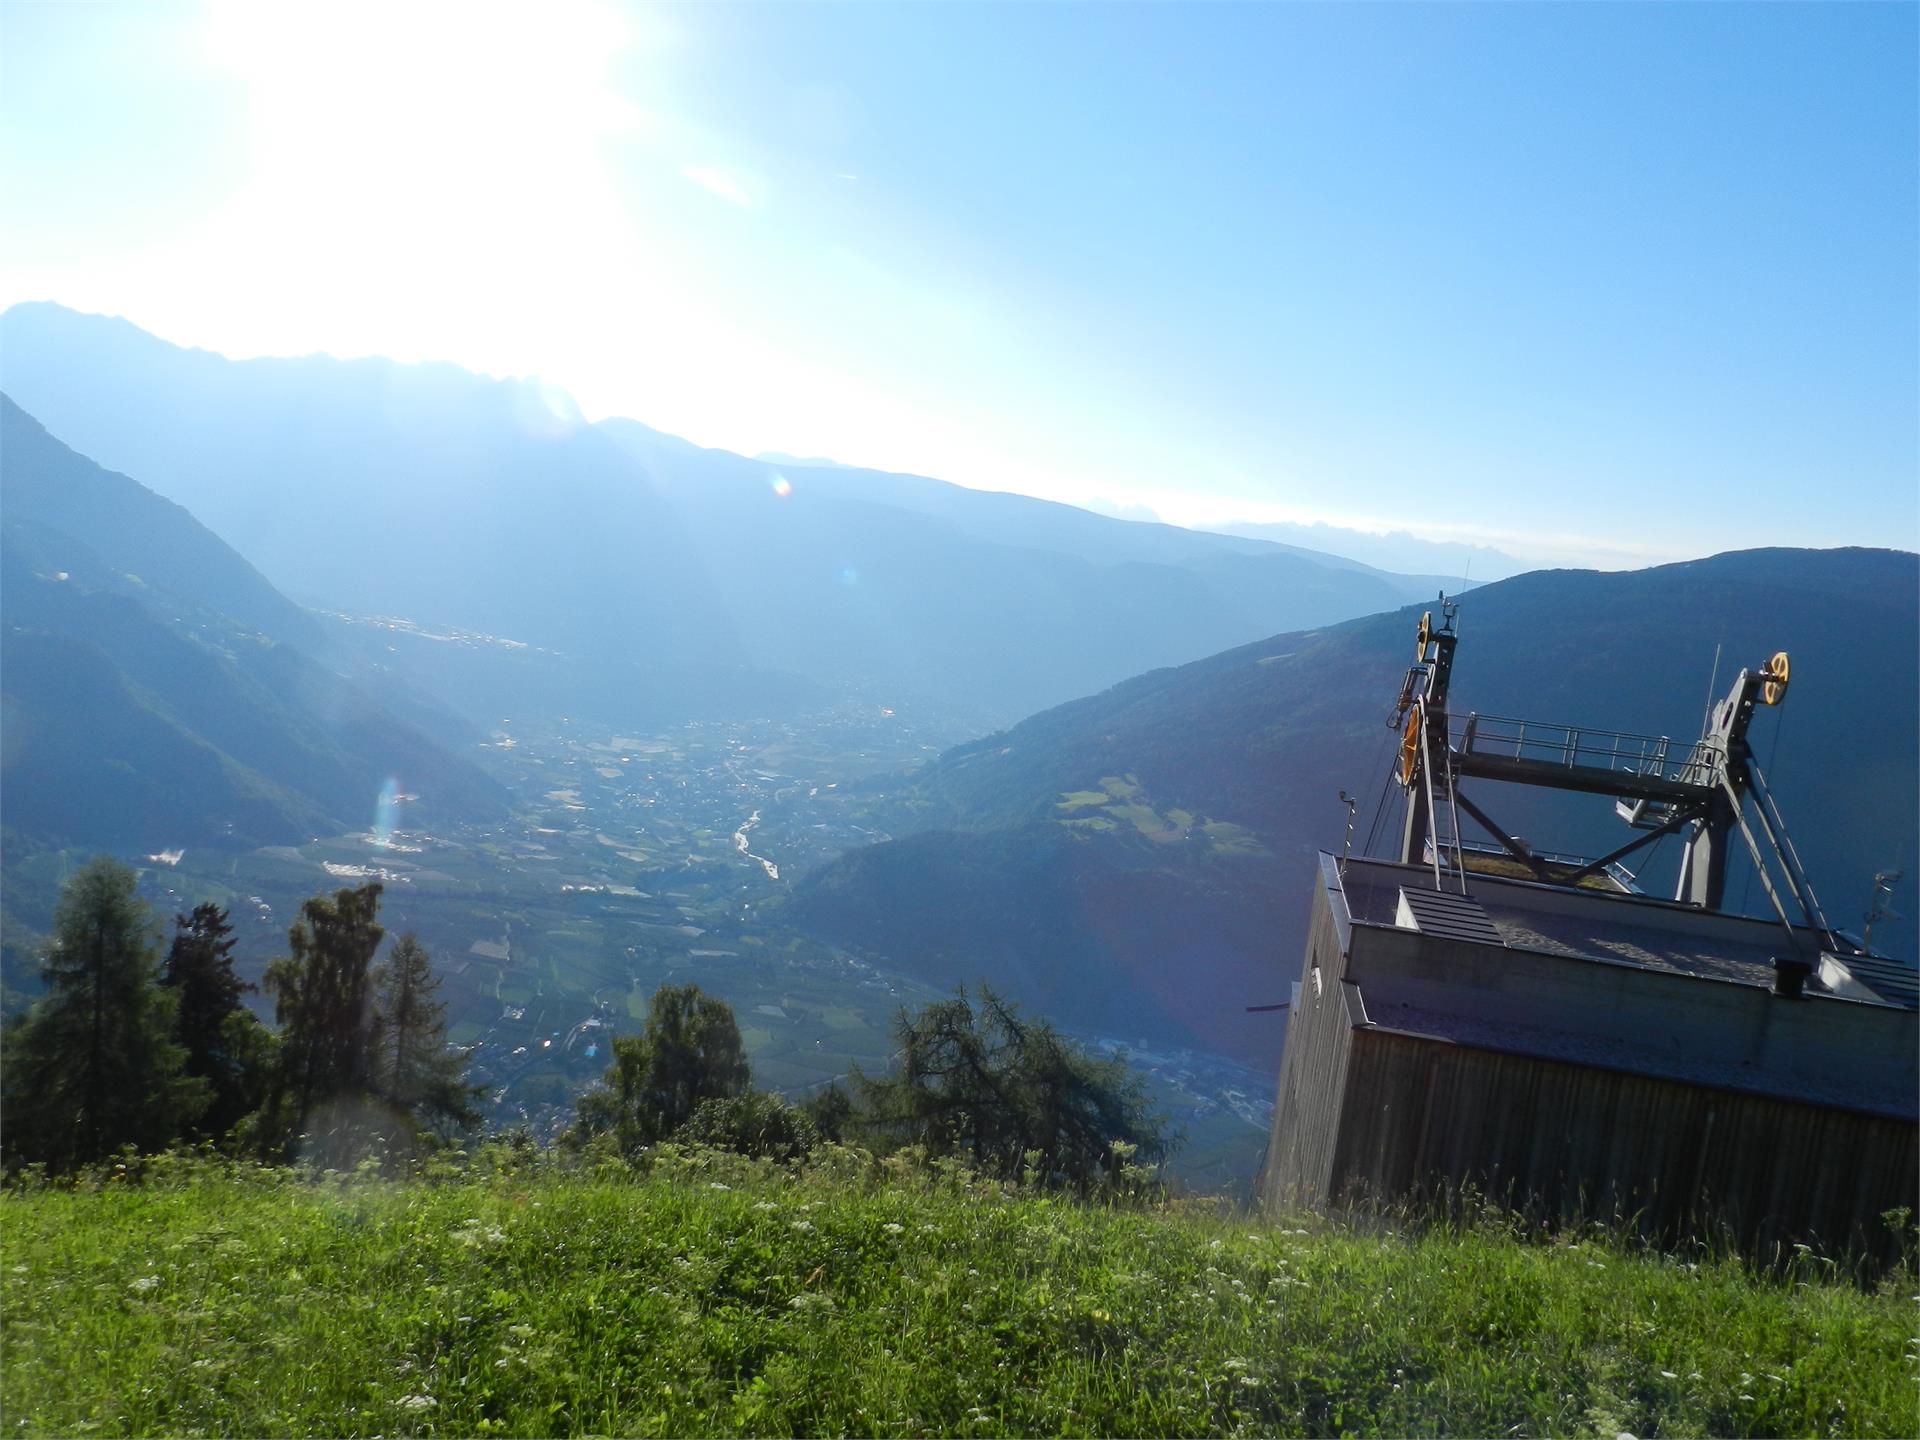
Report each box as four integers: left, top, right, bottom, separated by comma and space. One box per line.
4, 1145, 1915, 1437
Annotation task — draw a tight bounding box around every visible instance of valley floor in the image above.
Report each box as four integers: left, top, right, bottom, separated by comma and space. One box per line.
5, 1150, 1914, 1438
3, 701, 1274, 1187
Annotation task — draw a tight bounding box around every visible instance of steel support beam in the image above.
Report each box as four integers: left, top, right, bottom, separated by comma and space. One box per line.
1560, 808, 1699, 886
1450, 789, 1554, 882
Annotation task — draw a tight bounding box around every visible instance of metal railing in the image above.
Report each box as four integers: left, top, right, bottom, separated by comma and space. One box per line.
1453, 713, 1716, 785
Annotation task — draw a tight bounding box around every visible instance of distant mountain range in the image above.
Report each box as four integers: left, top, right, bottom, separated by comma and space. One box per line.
1208, 520, 1524, 582
789, 548, 1919, 1061
1, 396, 509, 853
0, 302, 1472, 727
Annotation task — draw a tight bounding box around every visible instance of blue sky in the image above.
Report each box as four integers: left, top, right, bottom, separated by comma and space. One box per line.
2, 1, 1914, 568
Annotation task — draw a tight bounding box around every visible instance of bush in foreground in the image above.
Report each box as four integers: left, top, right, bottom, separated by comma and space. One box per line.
3, 1146, 1914, 1439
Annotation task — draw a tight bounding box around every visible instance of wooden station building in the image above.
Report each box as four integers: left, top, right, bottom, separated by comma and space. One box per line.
1259, 603, 1918, 1263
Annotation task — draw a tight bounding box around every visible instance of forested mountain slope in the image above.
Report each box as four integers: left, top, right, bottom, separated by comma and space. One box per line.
1, 402, 509, 853
793, 548, 1919, 1060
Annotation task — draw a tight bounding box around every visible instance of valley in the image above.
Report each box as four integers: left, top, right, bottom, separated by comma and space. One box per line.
3, 693, 1274, 1188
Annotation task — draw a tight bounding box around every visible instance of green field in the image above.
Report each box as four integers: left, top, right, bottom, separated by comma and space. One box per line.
5, 1151, 1914, 1438
1053, 778, 1267, 857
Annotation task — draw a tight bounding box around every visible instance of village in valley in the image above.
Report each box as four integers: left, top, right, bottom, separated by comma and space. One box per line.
99, 698, 1274, 1182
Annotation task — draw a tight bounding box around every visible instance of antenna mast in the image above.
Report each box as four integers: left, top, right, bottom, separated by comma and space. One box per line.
1864, 869, 1903, 953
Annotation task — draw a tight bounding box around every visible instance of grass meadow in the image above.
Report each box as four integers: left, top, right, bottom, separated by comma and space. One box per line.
4, 1146, 1915, 1438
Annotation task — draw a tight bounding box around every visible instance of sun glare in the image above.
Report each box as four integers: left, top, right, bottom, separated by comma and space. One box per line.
184, 0, 652, 373
370, 776, 401, 848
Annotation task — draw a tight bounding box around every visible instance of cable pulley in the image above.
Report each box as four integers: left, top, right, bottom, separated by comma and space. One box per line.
1761, 651, 1790, 706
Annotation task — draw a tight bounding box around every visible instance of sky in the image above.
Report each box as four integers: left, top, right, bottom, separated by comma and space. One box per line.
2, 1, 1914, 569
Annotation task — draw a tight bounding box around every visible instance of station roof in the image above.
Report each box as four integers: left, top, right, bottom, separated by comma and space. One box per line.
1335, 855, 1915, 1006
1319, 854, 1919, 1121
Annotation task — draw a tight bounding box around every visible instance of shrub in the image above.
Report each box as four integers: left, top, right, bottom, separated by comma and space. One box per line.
675, 1090, 818, 1161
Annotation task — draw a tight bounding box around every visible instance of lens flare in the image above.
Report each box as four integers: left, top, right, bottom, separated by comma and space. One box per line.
837, 566, 859, 586
371, 777, 401, 847
769, 473, 793, 498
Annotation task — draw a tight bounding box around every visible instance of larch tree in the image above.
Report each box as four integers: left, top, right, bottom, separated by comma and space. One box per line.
854, 986, 1169, 1192
369, 932, 482, 1140
0, 857, 206, 1169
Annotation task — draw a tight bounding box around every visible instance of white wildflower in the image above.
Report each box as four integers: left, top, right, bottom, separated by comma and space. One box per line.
397, 1395, 437, 1412
883, 1222, 904, 1235
754, 1201, 780, 1213
709, 1182, 730, 1191
790, 1219, 814, 1233
129, 1276, 159, 1294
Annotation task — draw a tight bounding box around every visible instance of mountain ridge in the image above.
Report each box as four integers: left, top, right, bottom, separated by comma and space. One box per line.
0, 399, 510, 853
3, 301, 1488, 726
789, 547, 1919, 1059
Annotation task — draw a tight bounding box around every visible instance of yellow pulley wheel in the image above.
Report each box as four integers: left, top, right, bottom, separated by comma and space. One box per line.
1762, 650, 1790, 706
1398, 710, 1422, 784
1416, 611, 1432, 651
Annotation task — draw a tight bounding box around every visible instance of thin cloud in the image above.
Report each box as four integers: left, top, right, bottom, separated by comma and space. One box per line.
681, 165, 752, 207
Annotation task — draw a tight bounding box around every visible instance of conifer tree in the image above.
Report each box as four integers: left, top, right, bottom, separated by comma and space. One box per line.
569, 983, 749, 1153
855, 986, 1167, 1192
0, 857, 206, 1169
369, 933, 482, 1138
256, 883, 384, 1159
161, 903, 271, 1140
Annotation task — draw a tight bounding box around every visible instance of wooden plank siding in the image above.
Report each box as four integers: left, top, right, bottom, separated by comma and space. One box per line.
1328, 1028, 1919, 1266
1259, 896, 1357, 1211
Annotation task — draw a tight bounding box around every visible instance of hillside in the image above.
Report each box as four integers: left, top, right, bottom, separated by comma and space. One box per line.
0, 395, 324, 649
0, 403, 510, 855
791, 549, 1919, 1060
3, 302, 1468, 725
5, 1153, 1912, 1438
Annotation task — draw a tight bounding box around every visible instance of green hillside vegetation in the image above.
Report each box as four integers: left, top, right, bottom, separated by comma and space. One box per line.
5, 1146, 1914, 1438
1054, 774, 1263, 853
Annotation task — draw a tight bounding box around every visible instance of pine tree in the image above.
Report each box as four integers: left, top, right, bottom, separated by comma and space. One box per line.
161, 903, 270, 1140
369, 933, 482, 1139
0, 857, 206, 1169
256, 883, 384, 1161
